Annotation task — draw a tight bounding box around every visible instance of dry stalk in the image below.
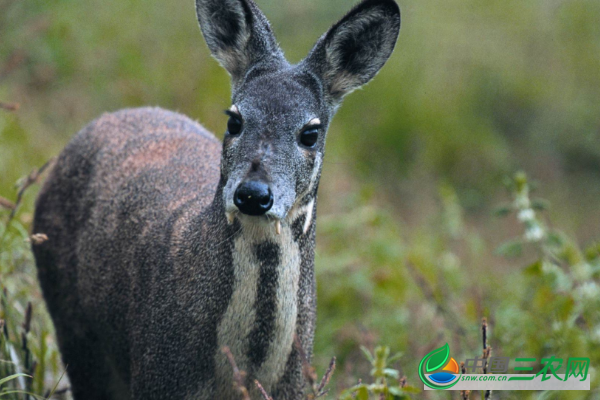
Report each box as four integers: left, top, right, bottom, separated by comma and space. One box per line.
44, 387, 71, 398
459, 361, 469, 399
399, 376, 407, 388
405, 262, 466, 336
0, 51, 26, 80
293, 334, 336, 399
0, 196, 16, 210
254, 380, 274, 400
0, 101, 20, 111
221, 346, 251, 400
21, 302, 34, 398
315, 356, 336, 398
6, 158, 55, 225
482, 318, 492, 400
294, 335, 317, 390
29, 233, 49, 245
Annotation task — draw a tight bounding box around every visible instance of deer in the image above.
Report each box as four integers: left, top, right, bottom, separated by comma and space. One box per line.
31, 0, 400, 398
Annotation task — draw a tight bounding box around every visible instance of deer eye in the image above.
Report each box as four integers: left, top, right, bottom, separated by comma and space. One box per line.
227, 115, 242, 135
300, 128, 319, 148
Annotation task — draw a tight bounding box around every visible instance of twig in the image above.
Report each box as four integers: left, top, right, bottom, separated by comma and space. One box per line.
399, 376, 407, 388
294, 334, 317, 393
0, 101, 20, 112
460, 362, 470, 399
482, 318, 492, 400
0, 51, 26, 80
293, 335, 336, 399
23, 302, 32, 333
6, 158, 55, 226
29, 233, 49, 245
20, 302, 33, 399
482, 318, 488, 352
254, 380, 274, 400
316, 356, 336, 397
0, 196, 16, 210
484, 387, 492, 399
221, 346, 250, 400
44, 386, 71, 399
405, 262, 466, 336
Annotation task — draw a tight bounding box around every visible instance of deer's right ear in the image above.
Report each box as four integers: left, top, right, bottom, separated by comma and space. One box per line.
196, 0, 284, 85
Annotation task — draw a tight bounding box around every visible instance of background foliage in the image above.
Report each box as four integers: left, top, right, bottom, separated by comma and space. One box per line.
1, 0, 599, 398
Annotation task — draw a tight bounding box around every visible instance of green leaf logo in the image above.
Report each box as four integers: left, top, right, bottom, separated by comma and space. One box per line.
419, 342, 460, 389
425, 343, 450, 372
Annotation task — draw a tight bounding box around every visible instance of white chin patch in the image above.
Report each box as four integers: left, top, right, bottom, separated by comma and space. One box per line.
225, 210, 236, 225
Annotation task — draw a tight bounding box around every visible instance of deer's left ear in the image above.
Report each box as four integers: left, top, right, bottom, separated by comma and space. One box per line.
303, 0, 400, 104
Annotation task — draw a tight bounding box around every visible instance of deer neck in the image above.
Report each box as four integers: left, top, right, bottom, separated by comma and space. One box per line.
212, 192, 317, 394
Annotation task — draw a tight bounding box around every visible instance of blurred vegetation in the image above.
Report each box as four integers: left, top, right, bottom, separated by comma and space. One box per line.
1, 0, 599, 398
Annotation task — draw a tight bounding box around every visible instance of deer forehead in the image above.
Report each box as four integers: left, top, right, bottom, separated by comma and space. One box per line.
235, 71, 324, 112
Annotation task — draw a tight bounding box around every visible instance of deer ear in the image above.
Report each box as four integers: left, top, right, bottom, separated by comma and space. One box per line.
196, 0, 285, 85
303, 0, 400, 103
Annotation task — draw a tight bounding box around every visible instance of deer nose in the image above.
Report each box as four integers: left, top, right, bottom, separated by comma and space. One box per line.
234, 181, 273, 216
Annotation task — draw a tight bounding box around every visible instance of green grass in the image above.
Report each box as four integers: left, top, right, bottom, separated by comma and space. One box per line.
2, 168, 599, 399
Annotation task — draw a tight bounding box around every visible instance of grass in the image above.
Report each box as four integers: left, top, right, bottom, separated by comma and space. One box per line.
2, 166, 599, 399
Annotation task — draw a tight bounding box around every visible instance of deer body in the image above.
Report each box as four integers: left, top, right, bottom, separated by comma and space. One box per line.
32, 1, 400, 399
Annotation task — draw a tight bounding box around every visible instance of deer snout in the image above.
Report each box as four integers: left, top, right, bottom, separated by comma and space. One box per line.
234, 181, 274, 216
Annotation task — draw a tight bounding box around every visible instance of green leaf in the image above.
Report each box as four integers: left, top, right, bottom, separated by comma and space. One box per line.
384, 368, 400, 379
354, 385, 369, 400
0, 390, 46, 400
495, 240, 523, 258
554, 296, 575, 321
388, 386, 403, 395
401, 385, 421, 394
388, 386, 411, 399
531, 199, 550, 211
426, 343, 450, 372
46, 368, 68, 399
388, 352, 403, 364
546, 232, 565, 249
584, 242, 600, 262
0, 373, 30, 387
493, 204, 512, 217
360, 345, 374, 363
536, 390, 559, 400
375, 346, 390, 363
523, 260, 542, 276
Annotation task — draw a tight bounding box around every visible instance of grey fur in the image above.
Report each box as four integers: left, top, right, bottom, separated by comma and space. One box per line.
32, 1, 400, 399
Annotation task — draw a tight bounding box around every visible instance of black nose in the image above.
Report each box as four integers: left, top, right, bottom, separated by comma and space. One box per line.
234, 181, 273, 216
